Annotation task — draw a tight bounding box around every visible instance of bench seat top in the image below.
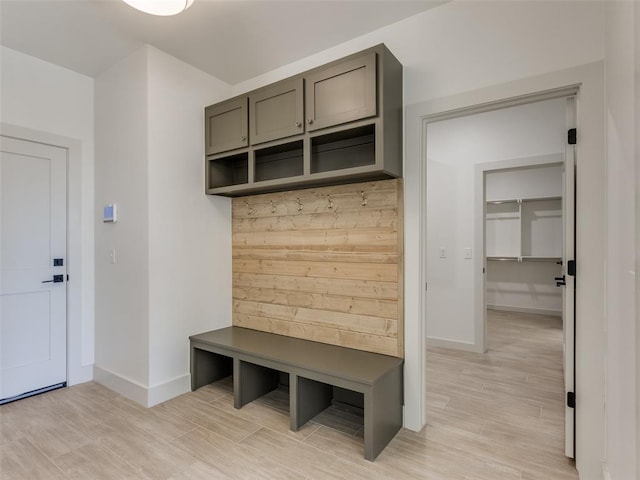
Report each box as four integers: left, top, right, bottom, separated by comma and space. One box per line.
190, 326, 403, 386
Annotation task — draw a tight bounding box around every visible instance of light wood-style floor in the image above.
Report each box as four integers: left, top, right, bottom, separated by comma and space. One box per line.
1, 310, 577, 479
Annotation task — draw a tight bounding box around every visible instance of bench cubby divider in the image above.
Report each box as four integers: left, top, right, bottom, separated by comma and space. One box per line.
234, 359, 280, 409
291, 376, 333, 431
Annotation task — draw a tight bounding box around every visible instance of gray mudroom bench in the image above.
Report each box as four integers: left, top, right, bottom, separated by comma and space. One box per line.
189, 326, 404, 461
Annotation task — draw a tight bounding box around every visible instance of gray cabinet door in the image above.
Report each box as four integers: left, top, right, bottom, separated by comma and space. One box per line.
250, 78, 304, 145
205, 97, 248, 155
305, 52, 376, 132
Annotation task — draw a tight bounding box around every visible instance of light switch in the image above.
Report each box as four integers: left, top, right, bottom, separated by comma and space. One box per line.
439, 247, 447, 258
464, 248, 472, 259
109, 248, 116, 264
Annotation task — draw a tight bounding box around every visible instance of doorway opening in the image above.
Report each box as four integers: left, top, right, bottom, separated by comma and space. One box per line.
423, 94, 576, 471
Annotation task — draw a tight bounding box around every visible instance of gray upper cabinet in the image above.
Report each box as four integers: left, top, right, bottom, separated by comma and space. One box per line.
204, 44, 403, 196
305, 52, 376, 132
205, 97, 248, 156
250, 78, 304, 145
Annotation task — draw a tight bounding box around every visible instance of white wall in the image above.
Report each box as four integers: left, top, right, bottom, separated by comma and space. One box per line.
425, 100, 565, 346
0, 46, 95, 386
604, 2, 638, 479
485, 166, 563, 201
232, 1, 605, 102
94, 45, 232, 406
487, 261, 562, 314
146, 47, 232, 404
94, 47, 151, 392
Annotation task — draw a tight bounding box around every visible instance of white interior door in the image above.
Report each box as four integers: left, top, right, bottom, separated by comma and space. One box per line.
562, 97, 576, 458
0, 136, 67, 402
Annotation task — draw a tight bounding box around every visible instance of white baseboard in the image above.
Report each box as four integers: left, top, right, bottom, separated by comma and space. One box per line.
426, 336, 482, 353
488, 304, 562, 317
147, 374, 190, 407
93, 366, 190, 407
93, 366, 148, 406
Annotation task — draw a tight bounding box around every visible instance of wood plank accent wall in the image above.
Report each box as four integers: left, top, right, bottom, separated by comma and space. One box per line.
232, 179, 404, 358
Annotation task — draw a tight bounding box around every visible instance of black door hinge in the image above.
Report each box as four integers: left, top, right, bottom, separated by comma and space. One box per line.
568, 128, 577, 145
567, 391, 576, 408
567, 260, 576, 276
67, 274, 70, 282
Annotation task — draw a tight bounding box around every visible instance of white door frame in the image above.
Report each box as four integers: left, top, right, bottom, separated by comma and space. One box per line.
404, 61, 605, 480
0, 123, 93, 387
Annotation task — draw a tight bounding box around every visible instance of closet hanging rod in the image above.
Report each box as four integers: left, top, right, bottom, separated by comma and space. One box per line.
486, 195, 561, 205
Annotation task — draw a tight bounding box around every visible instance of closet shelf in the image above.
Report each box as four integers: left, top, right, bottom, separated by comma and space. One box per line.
486, 195, 562, 260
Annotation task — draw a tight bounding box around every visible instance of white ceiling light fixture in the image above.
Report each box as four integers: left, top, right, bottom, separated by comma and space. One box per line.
122, 0, 194, 16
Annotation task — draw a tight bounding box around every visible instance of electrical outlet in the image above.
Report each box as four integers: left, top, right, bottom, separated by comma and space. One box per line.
464, 248, 472, 259
439, 247, 446, 258
109, 248, 116, 264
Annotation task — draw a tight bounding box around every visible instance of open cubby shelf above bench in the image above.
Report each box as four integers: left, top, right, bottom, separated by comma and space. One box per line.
204, 44, 402, 197
190, 327, 404, 461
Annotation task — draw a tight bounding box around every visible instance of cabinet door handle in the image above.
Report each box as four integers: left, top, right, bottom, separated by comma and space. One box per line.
295, 121, 301, 128
241, 136, 247, 142
307, 118, 313, 125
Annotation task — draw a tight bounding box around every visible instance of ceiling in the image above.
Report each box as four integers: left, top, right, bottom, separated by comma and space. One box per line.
0, 0, 445, 85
